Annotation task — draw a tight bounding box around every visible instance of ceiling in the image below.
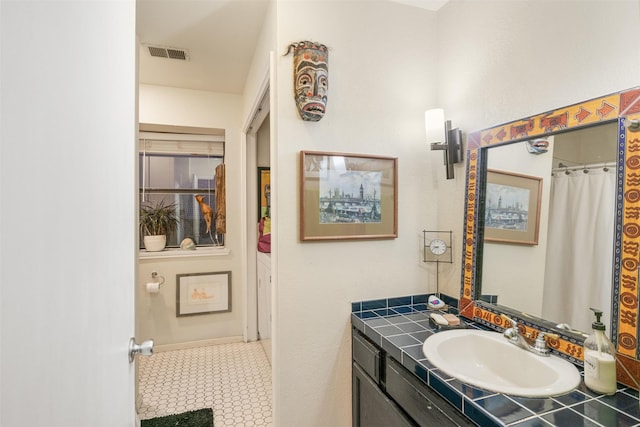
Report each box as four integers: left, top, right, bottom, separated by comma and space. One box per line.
136, 0, 447, 94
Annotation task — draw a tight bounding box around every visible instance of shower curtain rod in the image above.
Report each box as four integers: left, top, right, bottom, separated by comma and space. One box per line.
552, 162, 616, 173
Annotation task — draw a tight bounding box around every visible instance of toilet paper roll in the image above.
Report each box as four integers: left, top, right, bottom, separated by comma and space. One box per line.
146, 282, 160, 293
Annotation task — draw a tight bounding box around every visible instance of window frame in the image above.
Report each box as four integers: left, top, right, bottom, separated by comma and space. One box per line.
138, 128, 226, 254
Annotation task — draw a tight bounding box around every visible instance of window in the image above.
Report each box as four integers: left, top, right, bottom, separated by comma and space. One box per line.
139, 132, 225, 249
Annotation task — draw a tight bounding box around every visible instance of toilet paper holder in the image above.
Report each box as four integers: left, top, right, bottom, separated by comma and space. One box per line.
146, 271, 165, 293
151, 271, 165, 285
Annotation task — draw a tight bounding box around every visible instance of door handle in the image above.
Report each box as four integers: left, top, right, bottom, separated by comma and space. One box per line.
128, 337, 154, 363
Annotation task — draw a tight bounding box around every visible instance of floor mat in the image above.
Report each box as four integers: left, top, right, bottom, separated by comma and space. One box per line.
141, 408, 213, 427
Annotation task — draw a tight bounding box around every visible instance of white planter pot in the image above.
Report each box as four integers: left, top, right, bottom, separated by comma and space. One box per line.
144, 235, 167, 252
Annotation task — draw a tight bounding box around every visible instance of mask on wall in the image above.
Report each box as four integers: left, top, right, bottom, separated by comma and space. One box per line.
286, 41, 328, 122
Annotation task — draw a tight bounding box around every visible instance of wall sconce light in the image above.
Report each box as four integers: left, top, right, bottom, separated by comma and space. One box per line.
426, 109, 463, 179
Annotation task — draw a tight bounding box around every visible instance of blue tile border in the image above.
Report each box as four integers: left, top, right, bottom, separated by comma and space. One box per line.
361, 298, 386, 311
438, 292, 459, 309
352, 294, 431, 314
350, 296, 640, 427
388, 296, 412, 307
463, 401, 505, 427
429, 371, 463, 410
413, 294, 428, 304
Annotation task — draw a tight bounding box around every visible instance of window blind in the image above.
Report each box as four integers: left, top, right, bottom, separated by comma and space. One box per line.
138, 132, 224, 156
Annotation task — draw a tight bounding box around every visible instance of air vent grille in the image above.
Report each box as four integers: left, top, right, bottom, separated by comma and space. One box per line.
145, 45, 189, 61
167, 49, 187, 60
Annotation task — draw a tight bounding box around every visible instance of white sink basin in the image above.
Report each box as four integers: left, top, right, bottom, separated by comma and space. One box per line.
422, 329, 581, 397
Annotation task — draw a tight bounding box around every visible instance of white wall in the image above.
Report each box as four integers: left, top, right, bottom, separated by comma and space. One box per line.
436, 0, 640, 131
272, 1, 640, 426
436, 0, 640, 309
434, 1, 640, 306
242, 0, 276, 124
273, 2, 439, 425
137, 85, 245, 345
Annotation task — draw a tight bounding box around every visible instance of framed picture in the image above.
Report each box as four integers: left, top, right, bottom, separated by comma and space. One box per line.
258, 167, 271, 221
300, 151, 398, 241
176, 271, 231, 317
484, 169, 542, 245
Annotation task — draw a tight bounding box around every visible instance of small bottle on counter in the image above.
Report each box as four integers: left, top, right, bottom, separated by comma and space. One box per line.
583, 308, 617, 395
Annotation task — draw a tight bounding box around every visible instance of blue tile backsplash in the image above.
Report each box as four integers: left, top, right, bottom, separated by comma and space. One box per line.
351, 294, 640, 427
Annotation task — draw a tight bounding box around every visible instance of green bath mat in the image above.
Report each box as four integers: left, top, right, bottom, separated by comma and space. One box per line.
141, 408, 213, 427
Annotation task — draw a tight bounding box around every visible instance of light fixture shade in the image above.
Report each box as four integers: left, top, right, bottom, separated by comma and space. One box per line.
425, 108, 446, 143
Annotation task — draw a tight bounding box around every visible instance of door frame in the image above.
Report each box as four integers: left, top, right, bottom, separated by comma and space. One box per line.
242, 72, 270, 342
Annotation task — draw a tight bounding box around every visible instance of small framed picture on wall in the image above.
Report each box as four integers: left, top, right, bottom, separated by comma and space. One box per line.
176, 271, 231, 317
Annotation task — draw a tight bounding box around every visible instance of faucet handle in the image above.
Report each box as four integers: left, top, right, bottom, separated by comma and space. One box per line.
500, 314, 517, 328
534, 332, 558, 354
537, 332, 558, 343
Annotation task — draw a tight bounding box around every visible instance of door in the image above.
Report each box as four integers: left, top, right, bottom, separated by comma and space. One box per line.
257, 251, 272, 363
1, 1, 137, 425
244, 82, 271, 342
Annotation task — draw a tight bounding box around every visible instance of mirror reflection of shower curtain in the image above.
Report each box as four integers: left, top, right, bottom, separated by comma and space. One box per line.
542, 167, 616, 333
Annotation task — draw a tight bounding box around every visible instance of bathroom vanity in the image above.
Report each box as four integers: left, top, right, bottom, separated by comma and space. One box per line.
351, 88, 640, 426
351, 295, 640, 427
352, 327, 473, 426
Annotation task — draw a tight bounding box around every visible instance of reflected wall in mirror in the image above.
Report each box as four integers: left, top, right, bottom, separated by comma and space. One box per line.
482, 123, 618, 334
459, 87, 640, 389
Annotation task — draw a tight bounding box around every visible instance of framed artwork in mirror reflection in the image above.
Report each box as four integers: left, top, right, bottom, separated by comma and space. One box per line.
485, 169, 542, 245
299, 151, 398, 241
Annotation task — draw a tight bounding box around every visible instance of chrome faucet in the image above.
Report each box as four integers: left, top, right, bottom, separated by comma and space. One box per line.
501, 314, 556, 357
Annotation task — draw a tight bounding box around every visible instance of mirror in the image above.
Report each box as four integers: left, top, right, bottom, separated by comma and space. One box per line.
459, 87, 640, 373
481, 123, 618, 335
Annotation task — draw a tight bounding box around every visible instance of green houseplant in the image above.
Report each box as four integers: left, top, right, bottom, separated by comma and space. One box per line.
140, 200, 179, 252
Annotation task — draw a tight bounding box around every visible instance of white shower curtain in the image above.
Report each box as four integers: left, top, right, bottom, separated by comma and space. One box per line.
542, 166, 616, 333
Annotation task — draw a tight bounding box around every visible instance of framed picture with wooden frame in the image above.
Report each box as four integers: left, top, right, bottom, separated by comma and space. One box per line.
176, 271, 231, 317
258, 167, 270, 221
484, 169, 542, 245
299, 151, 398, 241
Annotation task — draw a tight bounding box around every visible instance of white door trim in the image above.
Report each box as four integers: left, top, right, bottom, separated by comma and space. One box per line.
242, 71, 270, 342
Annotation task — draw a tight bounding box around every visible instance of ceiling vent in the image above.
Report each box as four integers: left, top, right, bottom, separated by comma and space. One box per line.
145, 44, 190, 61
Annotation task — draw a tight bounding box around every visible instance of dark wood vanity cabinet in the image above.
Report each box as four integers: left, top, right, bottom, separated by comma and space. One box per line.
352, 329, 414, 427
352, 328, 475, 427
352, 362, 415, 427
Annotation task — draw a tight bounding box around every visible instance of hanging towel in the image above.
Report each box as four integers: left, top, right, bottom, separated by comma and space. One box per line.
258, 217, 271, 253
215, 163, 226, 234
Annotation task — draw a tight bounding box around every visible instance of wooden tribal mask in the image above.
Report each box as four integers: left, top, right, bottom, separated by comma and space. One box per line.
286, 41, 328, 122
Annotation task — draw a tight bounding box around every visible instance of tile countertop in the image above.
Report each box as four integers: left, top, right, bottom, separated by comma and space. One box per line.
351, 294, 640, 427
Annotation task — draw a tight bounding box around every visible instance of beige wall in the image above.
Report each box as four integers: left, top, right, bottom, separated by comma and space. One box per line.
137, 85, 245, 345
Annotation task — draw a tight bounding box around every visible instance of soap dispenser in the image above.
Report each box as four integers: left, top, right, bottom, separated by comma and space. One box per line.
583, 308, 617, 395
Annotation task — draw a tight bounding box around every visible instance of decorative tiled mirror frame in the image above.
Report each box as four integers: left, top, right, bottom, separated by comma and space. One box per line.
460, 87, 640, 389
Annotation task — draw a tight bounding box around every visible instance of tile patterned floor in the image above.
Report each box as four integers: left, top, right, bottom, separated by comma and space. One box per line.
138, 341, 273, 426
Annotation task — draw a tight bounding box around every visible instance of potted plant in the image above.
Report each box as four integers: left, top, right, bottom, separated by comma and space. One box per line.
140, 200, 179, 252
